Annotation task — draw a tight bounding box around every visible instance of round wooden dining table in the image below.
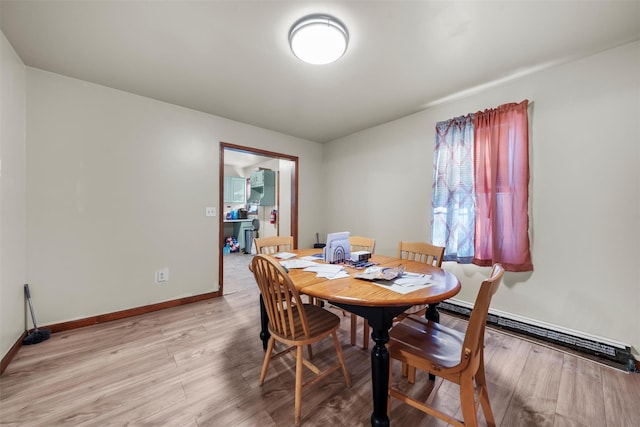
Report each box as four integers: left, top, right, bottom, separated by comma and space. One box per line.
258, 249, 461, 427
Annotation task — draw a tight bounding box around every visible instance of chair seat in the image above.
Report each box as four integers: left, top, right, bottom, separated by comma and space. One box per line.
389, 314, 464, 369
269, 304, 341, 343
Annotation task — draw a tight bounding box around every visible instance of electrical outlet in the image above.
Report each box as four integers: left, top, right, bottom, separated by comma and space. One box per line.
206, 207, 216, 217
155, 268, 169, 283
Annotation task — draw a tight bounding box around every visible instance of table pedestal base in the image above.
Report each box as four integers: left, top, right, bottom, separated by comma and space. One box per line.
335, 303, 409, 427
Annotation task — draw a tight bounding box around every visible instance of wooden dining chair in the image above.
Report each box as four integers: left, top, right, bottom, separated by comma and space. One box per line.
349, 235, 376, 253
251, 254, 351, 427
387, 264, 505, 427
254, 235, 294, 255
396, 241, 445, 319
348, 236, 376, 349
398, 241, 445, 266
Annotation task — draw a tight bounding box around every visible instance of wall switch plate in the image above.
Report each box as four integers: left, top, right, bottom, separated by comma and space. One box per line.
206, 207, 216, 217
156, 268, 169, 283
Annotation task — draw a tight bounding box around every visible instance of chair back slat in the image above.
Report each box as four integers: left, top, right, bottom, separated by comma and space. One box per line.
251, 254, 309, 339
461, 264, 505, 367
255, 236, 294, 255
349, 236, 376, 254
398, 241, 445, 267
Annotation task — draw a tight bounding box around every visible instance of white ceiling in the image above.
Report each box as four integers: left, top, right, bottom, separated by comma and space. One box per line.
2, 1, 639, 143
224, 149, 273, 169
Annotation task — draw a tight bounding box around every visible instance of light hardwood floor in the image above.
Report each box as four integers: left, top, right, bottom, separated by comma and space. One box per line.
1, 256, 639, 426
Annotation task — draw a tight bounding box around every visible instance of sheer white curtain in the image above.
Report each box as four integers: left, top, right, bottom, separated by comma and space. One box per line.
431, 114, 476, 263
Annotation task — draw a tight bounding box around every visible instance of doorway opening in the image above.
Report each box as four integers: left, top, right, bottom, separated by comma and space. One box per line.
219, 142, 298, 295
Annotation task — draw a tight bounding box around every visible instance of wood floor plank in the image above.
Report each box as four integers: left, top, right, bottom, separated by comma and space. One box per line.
501, 344, 564, 427
554, 354, 606, 427
482, 331, 533, 426
44, 375, 186, 426
601, 364, 640, 427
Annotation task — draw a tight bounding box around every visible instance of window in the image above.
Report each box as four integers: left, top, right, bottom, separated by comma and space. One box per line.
431, 100, 533, 272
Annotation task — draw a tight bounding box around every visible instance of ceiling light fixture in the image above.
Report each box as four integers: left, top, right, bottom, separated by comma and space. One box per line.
289, 14, 349, 65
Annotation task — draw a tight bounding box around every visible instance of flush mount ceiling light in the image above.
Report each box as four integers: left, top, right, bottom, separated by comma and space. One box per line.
289, 14, 349, 65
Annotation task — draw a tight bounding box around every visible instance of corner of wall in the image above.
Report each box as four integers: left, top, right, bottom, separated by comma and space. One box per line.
0, 31, 28, 363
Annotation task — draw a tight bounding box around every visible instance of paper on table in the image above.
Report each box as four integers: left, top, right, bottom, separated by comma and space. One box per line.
355, 266, 400, 281
402, 272, 432, 279
274, 252, 297, 259
394, 277, 432, 286
304, 264, 346, 279
370, 280, 435, 295
280, 259, 318, 269
319, 271, 350, 280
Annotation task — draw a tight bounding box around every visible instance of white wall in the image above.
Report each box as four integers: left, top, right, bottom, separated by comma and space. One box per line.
24, 68, 324, 327
0, 32, 27, 358
324, 41, 640, 357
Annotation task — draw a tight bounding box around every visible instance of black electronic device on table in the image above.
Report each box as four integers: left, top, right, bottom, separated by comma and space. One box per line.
343, 259, 377, 269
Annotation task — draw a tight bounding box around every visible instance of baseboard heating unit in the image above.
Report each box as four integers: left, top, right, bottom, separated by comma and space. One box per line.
437, 300, 637, 372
